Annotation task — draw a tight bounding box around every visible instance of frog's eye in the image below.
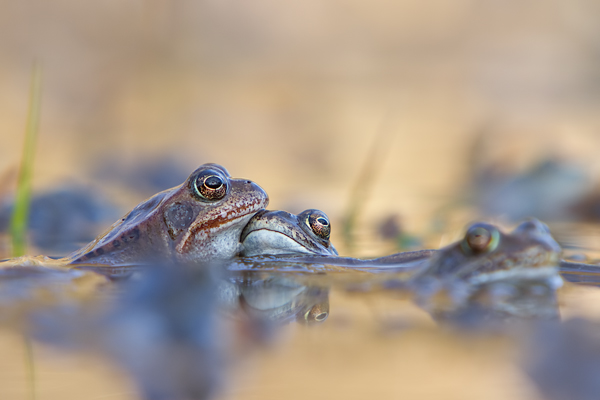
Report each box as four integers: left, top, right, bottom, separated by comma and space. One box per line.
306, 210, 331, 240
194, 173, 228, 200
303, 303, 329, 323
460, 223, 500, 255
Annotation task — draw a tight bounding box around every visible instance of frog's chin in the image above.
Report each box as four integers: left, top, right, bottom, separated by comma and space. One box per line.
240, 229, 318, 257
178, 211, 261, 261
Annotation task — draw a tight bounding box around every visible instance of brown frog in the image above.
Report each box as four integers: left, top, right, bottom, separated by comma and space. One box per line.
65, 163, 269, 266
413, 219, 562, 283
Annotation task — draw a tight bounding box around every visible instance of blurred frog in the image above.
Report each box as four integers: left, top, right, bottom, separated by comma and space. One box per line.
411, 219, 563, 324
413, 219, 562, 283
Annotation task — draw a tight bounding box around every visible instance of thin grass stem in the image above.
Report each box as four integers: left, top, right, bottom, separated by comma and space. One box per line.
10, 62, 42, 257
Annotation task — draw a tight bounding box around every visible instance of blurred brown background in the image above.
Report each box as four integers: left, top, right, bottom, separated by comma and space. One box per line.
3, 0, 600, 251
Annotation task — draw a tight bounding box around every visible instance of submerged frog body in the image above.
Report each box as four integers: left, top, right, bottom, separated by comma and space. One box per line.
414, 219, 562, 284
66, 163, 269, 266
240, 209, 338, 256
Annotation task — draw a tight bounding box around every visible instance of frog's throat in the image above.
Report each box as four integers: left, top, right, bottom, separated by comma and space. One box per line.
242, 228, 318, 256
177, 204, 263, 254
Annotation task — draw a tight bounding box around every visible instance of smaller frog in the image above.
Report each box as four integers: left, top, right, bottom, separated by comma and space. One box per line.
67, 163, 269, 266
239, 209, 338, 256
413, 219, 562, 284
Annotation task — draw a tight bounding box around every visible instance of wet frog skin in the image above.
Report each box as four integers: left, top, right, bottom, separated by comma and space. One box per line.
413, 219, 562, 283
240, 209, 338, 256
66, 163, 269, 266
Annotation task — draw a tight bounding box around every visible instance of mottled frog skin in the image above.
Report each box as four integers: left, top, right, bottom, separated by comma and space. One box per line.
240, 209, 337, 256
66, 163, 269, 266
413, 219, 562, 283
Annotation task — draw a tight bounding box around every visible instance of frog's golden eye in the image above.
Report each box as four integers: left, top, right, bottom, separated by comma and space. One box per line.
460, 224, 500, 255
195, 173, 227, 200
303, 303, 329, 323
307, 211, 331, 240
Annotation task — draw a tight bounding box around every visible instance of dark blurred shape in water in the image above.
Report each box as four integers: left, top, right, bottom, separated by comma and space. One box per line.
30, 265, 225, 400
525, 318, 600, 400
0, 186, 120, 255
93, 157, 192, 196
474, 159, 589, 222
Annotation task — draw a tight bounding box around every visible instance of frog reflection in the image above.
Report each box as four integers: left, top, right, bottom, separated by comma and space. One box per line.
219, 273, 330, 325
413, 219, 561, 282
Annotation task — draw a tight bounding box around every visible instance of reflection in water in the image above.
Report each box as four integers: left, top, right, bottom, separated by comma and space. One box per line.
29, 265, 223, 400
525, 318, 600, 400
219, 273, 329, 324
2, 253, 600, 399
413, 275, 561, 327
229, 258, 563, 328
0, 264, 106, 326
558, 260, 600, 286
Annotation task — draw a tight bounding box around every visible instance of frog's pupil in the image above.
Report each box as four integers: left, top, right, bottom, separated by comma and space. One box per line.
316, 217, 328, 226
315, 312, 328, 321
467, 227, 491, 251
205, 176, 222, 189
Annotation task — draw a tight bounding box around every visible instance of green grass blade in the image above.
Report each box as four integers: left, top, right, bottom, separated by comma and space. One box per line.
10, 63, 42, 257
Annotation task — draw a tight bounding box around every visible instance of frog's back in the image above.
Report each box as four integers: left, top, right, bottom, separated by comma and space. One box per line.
66, 190, 172, 266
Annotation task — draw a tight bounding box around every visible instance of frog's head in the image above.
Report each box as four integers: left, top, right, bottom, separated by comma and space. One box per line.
165, 163, 269, 261
417, 219, 561, 283
239, 209, 338, 256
